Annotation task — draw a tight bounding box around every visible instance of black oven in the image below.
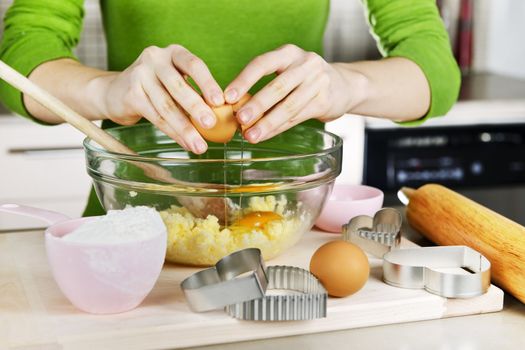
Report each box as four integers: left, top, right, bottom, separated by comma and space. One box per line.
363, 123, 525, 224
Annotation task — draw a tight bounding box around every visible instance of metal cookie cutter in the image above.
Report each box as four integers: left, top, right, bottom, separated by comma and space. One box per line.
181, 248, 268, 312
226, 265, 327, 321
342, 208, 402, 257
383, 246, 491, 298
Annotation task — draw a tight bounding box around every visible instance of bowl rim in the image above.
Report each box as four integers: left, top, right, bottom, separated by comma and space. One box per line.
83, 124, 343, 164
327, 184, 384, 202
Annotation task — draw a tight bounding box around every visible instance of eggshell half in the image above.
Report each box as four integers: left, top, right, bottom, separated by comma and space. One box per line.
193, 104, 238, 143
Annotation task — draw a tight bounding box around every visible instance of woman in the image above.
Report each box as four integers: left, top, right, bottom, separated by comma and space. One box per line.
0, 0, 460, 215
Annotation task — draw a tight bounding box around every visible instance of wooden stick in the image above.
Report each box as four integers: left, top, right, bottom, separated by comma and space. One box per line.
399, 187, 416, 199
0, 60, 136, 155
0, 60, 253, 224
0, 59, 179, 184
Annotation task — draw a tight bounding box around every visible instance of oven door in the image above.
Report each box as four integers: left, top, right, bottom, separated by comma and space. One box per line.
364, 123, 525, 224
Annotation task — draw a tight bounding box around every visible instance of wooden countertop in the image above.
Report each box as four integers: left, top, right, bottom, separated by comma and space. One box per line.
0, 226, 513, 350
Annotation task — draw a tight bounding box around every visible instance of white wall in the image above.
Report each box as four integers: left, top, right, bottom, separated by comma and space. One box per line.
473, 0, 525, 78
323, 0, 379, 62
328, 0, 525, 79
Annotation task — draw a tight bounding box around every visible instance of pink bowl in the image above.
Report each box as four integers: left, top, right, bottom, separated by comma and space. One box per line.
315, 184, 384, 233
45, 217, 167, 314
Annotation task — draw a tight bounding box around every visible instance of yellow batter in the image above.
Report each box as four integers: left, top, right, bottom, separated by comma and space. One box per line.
160, 195, 308, 266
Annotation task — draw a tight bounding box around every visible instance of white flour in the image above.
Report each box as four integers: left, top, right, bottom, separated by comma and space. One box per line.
62, 206, 165, 244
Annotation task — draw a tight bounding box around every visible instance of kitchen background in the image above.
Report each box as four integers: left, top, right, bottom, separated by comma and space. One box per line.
1, 0, 524, 231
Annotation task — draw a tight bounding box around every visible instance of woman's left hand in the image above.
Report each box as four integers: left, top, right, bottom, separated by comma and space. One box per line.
224, 44, 367, 143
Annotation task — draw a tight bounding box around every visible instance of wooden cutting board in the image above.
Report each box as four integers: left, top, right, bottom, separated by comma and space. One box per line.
0, 228, 503, 350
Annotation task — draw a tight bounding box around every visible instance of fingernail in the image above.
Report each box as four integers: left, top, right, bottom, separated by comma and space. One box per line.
194, 139, 207, 154
225, 88, 238, 103
238, 108, 253, 124
246, 127, 261, 143
211, 93, 224, 106
200, 112, 215, 128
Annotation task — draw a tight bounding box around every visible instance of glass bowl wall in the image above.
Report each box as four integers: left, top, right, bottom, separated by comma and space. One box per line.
84, 124, 342, 266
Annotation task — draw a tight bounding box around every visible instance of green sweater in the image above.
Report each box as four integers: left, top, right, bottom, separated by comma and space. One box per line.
0, 0, 460, 215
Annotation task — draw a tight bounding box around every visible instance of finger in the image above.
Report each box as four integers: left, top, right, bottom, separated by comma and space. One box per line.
170, 45, 224, 106
122, 81, 188, 146
154, 63, 216, 130
224, 44, 302, 104
141, 76, 208, 154
244, 76, 321, 143
235, 63, 309, 129
232, 93, 251, 113
250, 100, 320, 144
274, 94, 331, 135
137, 91, 191, 151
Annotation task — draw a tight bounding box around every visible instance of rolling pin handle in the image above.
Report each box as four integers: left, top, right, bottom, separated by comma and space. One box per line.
397, 187, 416, 206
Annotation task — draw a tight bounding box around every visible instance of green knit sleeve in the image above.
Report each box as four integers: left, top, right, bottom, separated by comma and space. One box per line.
363, 0, 461, 125
0, 0, 84, 120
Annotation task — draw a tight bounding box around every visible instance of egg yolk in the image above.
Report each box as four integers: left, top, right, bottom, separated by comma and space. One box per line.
230, 184, 279, 193
231, 211, 282, 231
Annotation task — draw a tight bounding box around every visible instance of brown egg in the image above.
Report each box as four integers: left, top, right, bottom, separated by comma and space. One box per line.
309, 240, 369, 297
191, 93, 263, 143
193, 104, 238, 143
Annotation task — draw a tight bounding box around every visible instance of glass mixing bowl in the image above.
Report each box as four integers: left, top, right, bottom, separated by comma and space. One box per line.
84, 123, 342, 266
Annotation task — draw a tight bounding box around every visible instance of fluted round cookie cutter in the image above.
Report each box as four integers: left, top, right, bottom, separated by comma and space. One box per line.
226, 265, 327, 321
181, 250, 327, 320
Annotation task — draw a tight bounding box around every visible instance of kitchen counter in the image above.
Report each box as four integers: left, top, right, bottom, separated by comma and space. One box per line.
194, 295, 524, 350
459, 73, 525, 101
191, 220, 525, 350
1, 224, 523, 350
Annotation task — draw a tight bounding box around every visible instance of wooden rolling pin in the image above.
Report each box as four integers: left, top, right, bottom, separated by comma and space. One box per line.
401, 184, 525, 303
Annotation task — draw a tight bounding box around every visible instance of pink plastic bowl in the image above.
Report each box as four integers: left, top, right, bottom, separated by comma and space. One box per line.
45, 218, 166, 314
315, 184, 384, 233
0, 204, 166, 314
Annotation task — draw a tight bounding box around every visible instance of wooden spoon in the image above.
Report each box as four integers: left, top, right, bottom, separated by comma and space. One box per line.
0, 60, 234, 220
0, 60, 183, 182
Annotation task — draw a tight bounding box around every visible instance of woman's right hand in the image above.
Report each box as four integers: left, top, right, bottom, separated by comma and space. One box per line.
94, 45, 224, 154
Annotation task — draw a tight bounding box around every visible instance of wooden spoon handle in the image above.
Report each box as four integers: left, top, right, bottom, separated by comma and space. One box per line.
0, 60, 186, 184
0, 60, 134, 154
